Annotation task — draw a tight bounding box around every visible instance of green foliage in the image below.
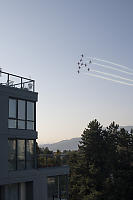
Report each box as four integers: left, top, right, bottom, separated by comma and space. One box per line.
68, 119, 133, 200
37, 120, 133, 200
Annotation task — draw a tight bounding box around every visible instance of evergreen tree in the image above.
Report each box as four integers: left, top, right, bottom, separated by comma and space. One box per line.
78, 119, 108, 199
69, 120, 133, 200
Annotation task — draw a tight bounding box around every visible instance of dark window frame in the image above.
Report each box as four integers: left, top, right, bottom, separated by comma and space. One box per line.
8, 97, 36, 131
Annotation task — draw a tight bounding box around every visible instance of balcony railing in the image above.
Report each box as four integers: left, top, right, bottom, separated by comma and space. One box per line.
37, 153, 69, 168
0, 69, 35, 92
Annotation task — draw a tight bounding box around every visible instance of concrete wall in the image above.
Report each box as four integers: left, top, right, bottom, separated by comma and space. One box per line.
0, 87, 10, 179
0, 166, 69, 200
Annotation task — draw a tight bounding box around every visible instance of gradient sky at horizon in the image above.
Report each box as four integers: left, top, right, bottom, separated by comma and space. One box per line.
0, 0, 133, 143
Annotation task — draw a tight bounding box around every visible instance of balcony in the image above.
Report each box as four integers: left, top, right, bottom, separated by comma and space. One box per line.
0, 69, 35, 92
37, 153, 69, 168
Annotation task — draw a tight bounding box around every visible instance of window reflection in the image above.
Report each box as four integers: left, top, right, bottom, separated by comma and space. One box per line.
26, 140, 34, 169
17, 140, 25, 170
8, 139, 35, 171
47, 175, 68, 200
8, 119, 17, 128
27, 121, 34, 130
27, 101, 34, 121
8, 184, 19, 200
9, 99, 16, 118
18, 100, 25, 120
18, 120, 25, 129
8, 98, 35, 130
8, 140, 16, 170
3, 182, 33, 200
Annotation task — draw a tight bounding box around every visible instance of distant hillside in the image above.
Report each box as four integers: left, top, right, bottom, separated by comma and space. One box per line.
40, 126, 133, 152
40, 137, 81, 152
119, 126, 133, 131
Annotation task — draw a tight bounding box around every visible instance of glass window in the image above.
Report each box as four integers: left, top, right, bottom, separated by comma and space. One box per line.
8, 139, 36, 171
18, 100, 25, 120
5, 182, 33, 200
8, 184, 19, 200
9, 99, 16, 118
17, 140, 25, 170
0, 185, 5, 199
18, 120, 25, 129
47, 176, 68, 200
27, 121, 34, 130
27, 102, 34, 121
8, 119, 17, 129
47, 177, 58, 199
26, 140, 35, 169
60, 175, 68, 199
8, 140, 16, 170
8, 98, 35, 130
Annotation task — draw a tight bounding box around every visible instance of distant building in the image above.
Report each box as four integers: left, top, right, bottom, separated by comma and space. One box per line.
0, 70, 69, 200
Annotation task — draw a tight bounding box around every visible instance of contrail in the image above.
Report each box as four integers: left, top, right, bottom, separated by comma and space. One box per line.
90, 62, 133, 76
85, 72, 133, 87
90, 69, 133, 82
87, 56, 133, 72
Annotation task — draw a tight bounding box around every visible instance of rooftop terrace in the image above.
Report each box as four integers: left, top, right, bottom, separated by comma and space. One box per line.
0, 69, 35, 92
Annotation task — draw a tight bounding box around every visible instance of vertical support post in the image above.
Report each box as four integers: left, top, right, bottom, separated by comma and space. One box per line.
7, 74, 9, 85
66, 175, 69, 200
34, 140, 37, 169
21, 77, 23, 89
25, 140, 27, 169
46, 155, 48, 167
34, 102, 36, 131
16, 139, 18, 170
58, 176, 60, 199
33, 80, 35, 92
0, 67, 2, 77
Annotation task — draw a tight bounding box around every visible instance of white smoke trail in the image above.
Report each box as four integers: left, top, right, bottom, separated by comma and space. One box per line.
87, 56, 133, 72
91, 62, 133, 76
85, 72, 133, 87
90, 69, 133, 82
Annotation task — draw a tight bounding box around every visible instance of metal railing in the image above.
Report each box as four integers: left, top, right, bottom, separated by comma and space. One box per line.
37, 153, 69, 168
0, 69, 35, 92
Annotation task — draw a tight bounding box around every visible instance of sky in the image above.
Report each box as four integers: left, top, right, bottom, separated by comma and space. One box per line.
0, 0, 133, 143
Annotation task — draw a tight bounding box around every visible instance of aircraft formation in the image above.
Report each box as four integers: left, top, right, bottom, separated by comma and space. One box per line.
77, 54, 91, 74
77, 54, 133, 87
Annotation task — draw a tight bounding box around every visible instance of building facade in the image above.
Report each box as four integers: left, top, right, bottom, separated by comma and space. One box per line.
0, 71, 69, 200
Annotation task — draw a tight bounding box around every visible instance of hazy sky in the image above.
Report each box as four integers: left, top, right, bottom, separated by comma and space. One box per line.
0, 0, 133, 143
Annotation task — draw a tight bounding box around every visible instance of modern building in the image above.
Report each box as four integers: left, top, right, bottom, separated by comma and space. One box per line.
0, 70, 69, 200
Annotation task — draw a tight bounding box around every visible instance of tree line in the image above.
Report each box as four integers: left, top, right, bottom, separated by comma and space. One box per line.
38, 119, 133, 200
